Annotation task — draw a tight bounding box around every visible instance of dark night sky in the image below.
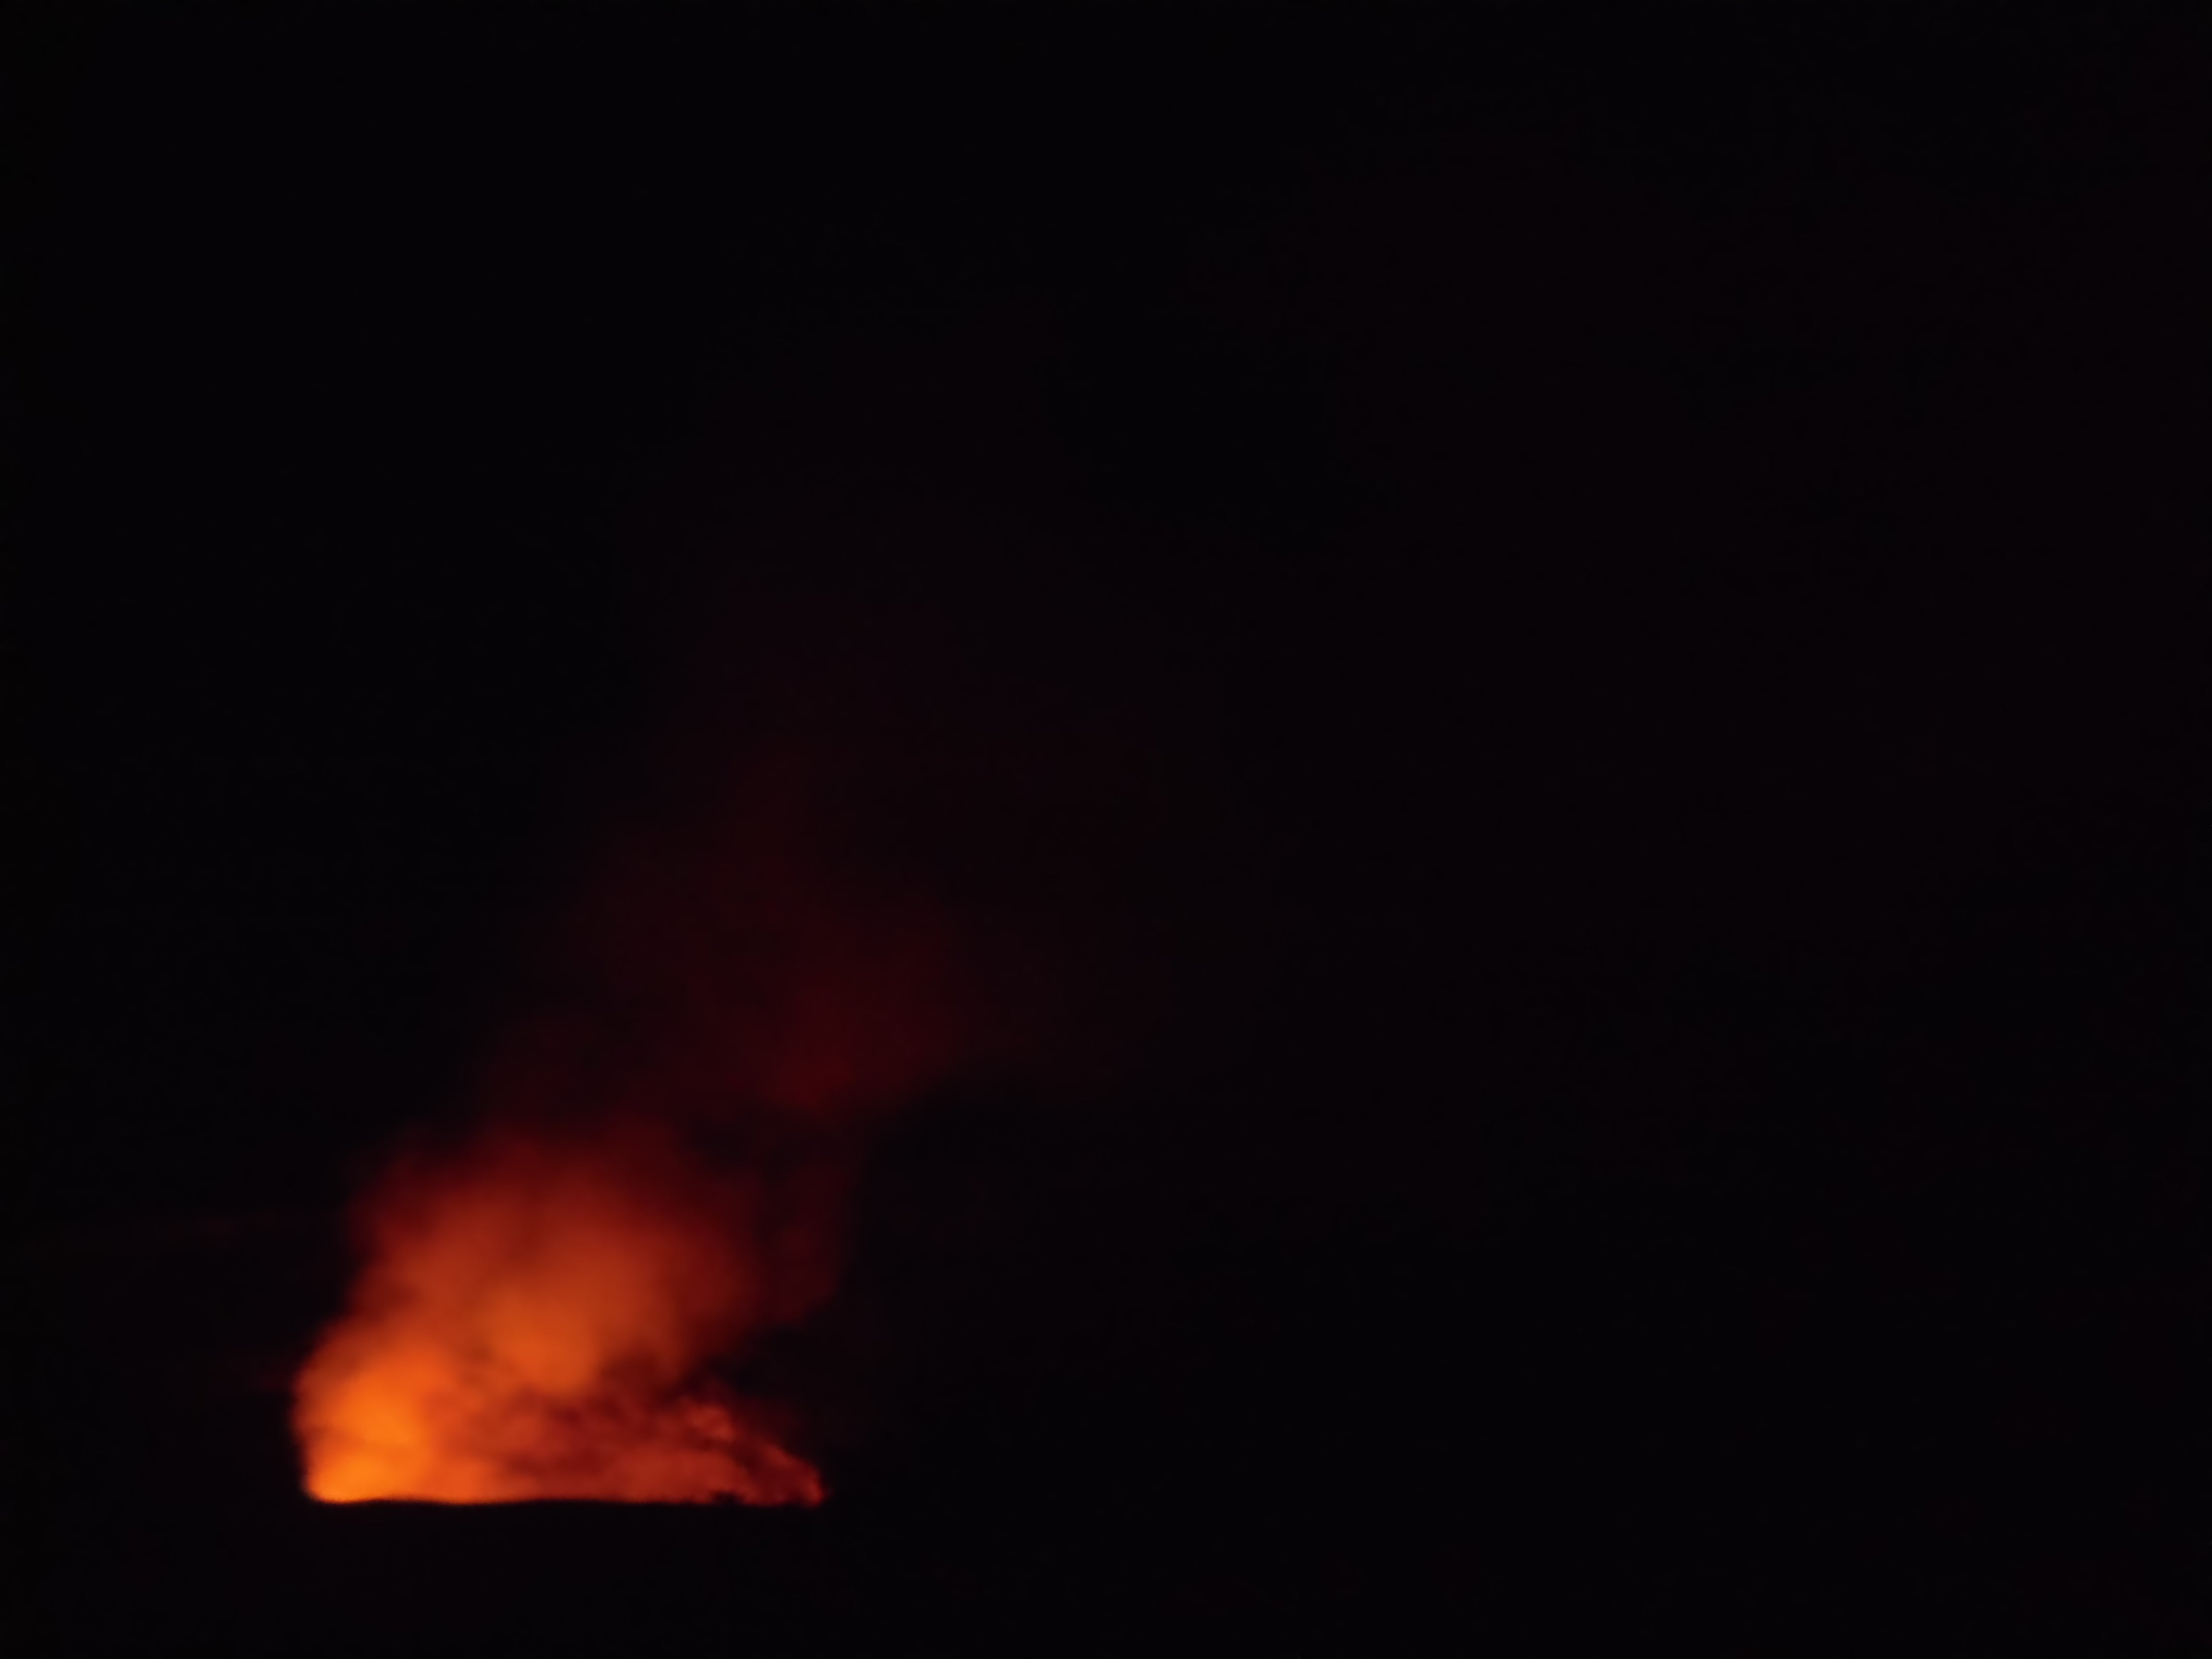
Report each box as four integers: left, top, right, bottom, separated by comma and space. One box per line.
10, 8, 2209, 1653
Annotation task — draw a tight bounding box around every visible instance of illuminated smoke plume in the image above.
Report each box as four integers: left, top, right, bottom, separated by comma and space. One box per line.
293, 587, 1124, 1504
293, 1118, 828, 1504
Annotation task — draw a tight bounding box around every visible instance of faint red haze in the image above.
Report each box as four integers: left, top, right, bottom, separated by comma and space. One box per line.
292, 600, 1126, 1504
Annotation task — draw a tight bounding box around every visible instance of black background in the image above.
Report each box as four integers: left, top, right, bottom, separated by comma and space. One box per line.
10, 6, 2208, 1652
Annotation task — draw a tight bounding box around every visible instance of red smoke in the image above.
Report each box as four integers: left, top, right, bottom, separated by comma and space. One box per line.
293, 591, 1118, 1504
293, 1119, 827, 1504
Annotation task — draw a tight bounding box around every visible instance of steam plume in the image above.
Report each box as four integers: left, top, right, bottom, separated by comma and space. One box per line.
293, 584, 1111, 1503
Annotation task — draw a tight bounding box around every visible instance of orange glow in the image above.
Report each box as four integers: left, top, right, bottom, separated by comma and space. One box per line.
290, 711, 1008, 1506
294, 1121, 824, 1504
292, 619, 1120, 1506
